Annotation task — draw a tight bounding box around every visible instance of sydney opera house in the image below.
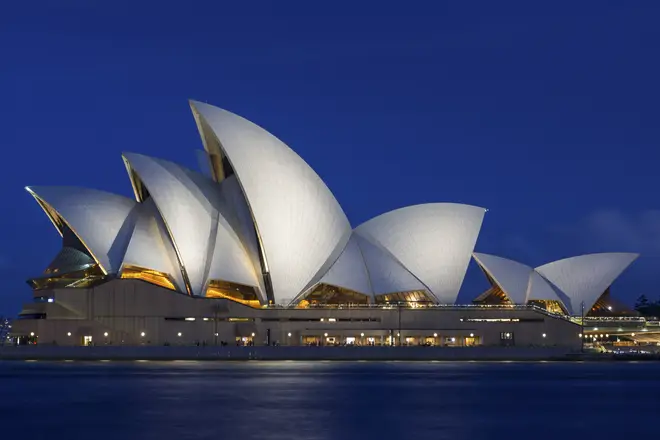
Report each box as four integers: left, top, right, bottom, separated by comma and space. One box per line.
12, 101, 639, 348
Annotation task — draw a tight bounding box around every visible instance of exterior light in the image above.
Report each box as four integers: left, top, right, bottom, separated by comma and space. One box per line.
605, 334, 609, 338
578, 333, 582, 338
600, 334, 604, 338
140, 332, 146, 337
360, 333, 364, 337
104, 332, 108, 337
30, 332, 34, 337
594, 327, 598, 331
203, 318, 209, 321
397, 333, 400, 337
324, 333, 328, 337
184, 317, 195, 321
469, 333, 474, 337
542, 333, 546, 338
631, 333, 636, 337
607, 306, 613, 311
67, 332, 71, 337
287, 332, 292, 337
451, 337, 455, 342
214, 333, 219, 336
251, 332, 255, 337
433, 333, 438, 337
177, 332, 182, 337
47, 298, 54, 303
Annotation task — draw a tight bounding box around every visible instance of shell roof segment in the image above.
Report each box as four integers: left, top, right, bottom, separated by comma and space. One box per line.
190, 101, 352, 304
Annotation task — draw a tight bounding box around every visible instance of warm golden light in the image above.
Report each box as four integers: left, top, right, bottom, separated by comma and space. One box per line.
296, 283, 370, 308
120, 265, 176, 290
206, 279, 261, 308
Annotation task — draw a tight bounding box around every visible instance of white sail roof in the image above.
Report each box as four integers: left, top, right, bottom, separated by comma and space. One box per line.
122, 152, 260, 297
190, 101, 352, 304
472, 253, 533, 304
26, 186, 136, 274
536, 253, 639, 314
355, 203, 485, 304
120, 198, 186, 291
355, 234, 428, 296
315, 234, 373, 296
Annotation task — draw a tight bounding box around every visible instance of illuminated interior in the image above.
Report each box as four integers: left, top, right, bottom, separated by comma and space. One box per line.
528, 299, 568, 315
120, 265, 177, 291
374, 290, 434, 306
26, 189, 108, 275
473, 284, 512, 305
587, 288, 637, 317
206, 279, 261, 308
28, 264, 105, 290
473, 271, 513, 305
296, 284, 370, 308
27, 221, 106, 290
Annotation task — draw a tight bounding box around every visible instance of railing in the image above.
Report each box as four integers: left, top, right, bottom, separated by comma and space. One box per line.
582, 316, 646, 322
265, 303, 544, 310
262, 303, 572, 320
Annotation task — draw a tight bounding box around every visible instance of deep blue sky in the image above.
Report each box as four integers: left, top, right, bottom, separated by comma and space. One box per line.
1, 1, 659, 314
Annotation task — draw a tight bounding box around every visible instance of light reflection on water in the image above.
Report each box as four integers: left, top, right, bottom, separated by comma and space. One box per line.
0, 361, 658, 440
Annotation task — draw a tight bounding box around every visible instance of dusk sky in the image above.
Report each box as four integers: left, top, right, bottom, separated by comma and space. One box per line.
1, 1, 659, 314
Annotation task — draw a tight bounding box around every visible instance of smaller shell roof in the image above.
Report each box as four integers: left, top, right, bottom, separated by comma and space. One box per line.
26, 186, 137, 275
472, 252, 639, 314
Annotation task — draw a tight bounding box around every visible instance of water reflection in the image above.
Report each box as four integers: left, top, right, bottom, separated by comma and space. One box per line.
0, 361, 658, 439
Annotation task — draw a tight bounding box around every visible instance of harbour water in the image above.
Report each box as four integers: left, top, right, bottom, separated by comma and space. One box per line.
0, 361, 658, 439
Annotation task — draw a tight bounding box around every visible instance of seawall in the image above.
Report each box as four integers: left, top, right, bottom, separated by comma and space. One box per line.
0, 346, 588, 361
